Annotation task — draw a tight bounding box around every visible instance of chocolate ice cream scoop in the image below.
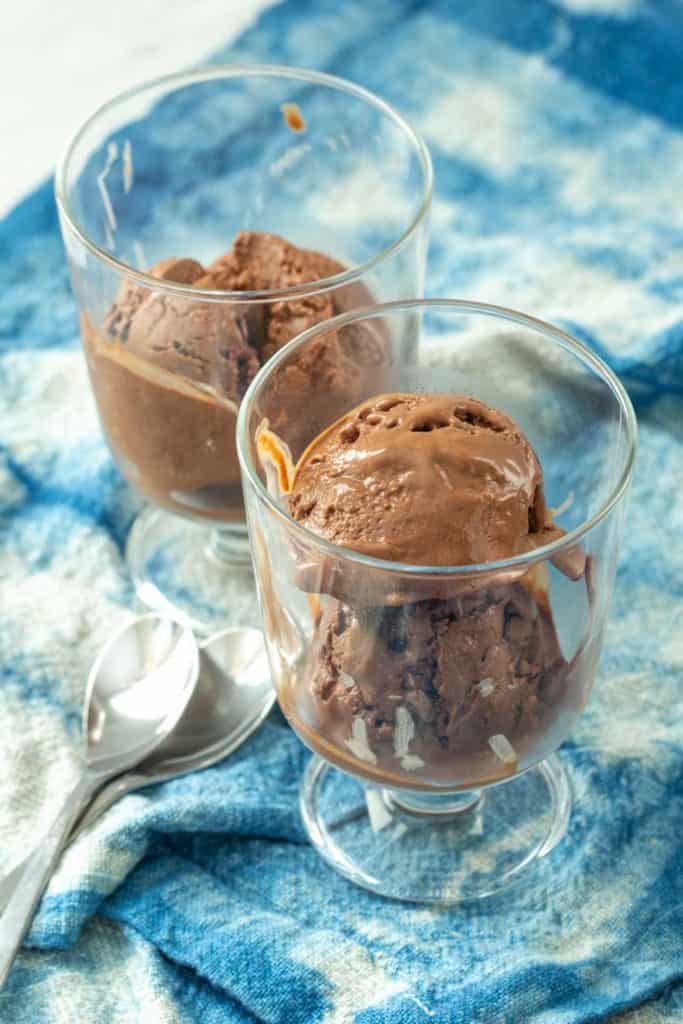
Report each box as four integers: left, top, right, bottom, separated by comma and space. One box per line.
286, 582, 571, 787
205, 231, 344, 359
124, 293, 262, 396
280, 392, 585, 789
104, 257, 207, 341
289, 393, 550, 566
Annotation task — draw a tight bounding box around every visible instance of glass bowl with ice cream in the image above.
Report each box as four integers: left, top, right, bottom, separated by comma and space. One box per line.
56, 66, 432, 631
237, 299, 636, 902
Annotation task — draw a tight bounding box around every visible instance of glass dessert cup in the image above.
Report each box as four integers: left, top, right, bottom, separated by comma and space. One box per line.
238, 299, 637, 902
56, 65, 432, 633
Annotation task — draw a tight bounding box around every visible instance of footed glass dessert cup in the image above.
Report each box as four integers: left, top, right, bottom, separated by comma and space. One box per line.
56, 65, 432, 632
237, 299, 636, 902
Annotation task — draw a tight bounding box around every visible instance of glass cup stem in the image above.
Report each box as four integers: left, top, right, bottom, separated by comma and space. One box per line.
382, 787, 483, 818
205, 524, 251, 566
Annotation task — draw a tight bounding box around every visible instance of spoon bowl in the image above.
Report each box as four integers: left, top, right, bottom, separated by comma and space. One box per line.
84, 615, 200, 772
75, 626, 274, 832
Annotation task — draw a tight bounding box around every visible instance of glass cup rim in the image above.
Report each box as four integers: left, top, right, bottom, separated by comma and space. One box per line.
54, 62, 434, 305
237, 297, 638, 578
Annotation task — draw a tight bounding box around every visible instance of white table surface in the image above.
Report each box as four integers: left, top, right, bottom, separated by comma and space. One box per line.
0, 0, 276, 218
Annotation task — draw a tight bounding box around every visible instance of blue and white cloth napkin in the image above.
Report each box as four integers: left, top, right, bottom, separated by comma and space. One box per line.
1, 1, 682, 1021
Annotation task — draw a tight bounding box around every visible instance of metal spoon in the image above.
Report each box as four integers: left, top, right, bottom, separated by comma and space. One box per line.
74, 625, 273, 833
0, 614, 199, 987
0, 627, 273, 914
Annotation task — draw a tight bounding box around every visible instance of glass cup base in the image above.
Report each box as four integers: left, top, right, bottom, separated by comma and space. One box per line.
126, 505, 260, 635
300, 753, 572, 903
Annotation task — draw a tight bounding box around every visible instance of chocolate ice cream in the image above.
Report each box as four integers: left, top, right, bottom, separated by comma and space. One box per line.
289, 393, 551, 565
82, 231, 379, 519
205, 231, 343, 360
281, 393, 584, 789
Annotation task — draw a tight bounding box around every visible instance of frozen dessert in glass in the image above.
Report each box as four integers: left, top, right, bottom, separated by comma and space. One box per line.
57, 66, 431, 631
238, 299, 636, 901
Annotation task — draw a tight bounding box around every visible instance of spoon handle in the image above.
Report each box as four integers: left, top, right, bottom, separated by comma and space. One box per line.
74, 773, 144, 836
0, 773, 99, 988
0, 773, 148, 918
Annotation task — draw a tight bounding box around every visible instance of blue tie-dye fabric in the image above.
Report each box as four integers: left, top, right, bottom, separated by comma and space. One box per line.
1, 1, 682, 1021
